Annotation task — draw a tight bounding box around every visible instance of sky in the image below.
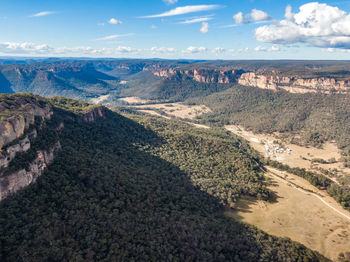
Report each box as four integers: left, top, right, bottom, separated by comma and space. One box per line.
1, 0, 350, 59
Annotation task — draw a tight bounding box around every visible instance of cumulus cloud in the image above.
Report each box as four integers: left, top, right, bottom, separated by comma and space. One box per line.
0, 41, 140, 56
95, 33, 134, 41
255, 2, 350, 49
182, 46, 207, 54
233, 9, 270, 25
233, 12, 246, 24
0, 42, 53, 54
251, 9, 270, 21
254, 45, 281, 52
108, 18, 122, 24
179, 16, 212, 24
30, 11, 55, 17
163, 0, 178, 4
200, 22, 209, 33
151, 46, 176, 53
142, 5, 221, 18
254, 46, 267, 52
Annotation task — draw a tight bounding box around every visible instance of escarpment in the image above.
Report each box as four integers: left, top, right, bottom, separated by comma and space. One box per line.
150, 66, 350, 94
0, 95, 52, 150
0, 141, 61, 200
0, 94, 106, 200
152, 68, 240, 84
238, 72, 350, 93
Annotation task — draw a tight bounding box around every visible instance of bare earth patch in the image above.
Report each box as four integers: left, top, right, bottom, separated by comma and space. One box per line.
119, 96, 152, 104
90, 94, 110, 104
121, 97, 211, 120
228, 167, 350, 261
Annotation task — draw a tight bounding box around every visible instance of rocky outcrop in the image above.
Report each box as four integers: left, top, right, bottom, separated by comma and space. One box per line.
0, 130, 37, 169
152, 68, 239, 84
0, 95, 108, 201
81, 106, 106, 122
238, 72, 350, 93
0, 96, 52, 150
0, 141, 61, 200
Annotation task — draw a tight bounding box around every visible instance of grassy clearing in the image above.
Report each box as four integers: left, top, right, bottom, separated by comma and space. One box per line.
228, 168, 350, 261
225, 125, 350, 184
120, 96, 211, 120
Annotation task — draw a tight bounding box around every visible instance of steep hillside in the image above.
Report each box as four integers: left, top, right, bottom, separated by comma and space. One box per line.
0, 94, 326, 261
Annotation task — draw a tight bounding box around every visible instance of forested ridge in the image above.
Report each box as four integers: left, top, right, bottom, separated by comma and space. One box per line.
0, 95, 327, 261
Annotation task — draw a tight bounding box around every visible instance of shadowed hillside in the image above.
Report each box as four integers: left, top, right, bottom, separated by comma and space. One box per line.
0, 94, 327, 261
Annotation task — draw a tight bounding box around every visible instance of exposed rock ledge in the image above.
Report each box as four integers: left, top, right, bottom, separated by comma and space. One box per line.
238, 72, 350, 93
81, 106, 106, 122
0, 97, 52, 150
0, 141, 61, 201
0, 130, 37, 169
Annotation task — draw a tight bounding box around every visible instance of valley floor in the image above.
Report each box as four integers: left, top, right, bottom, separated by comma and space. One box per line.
225, 125, 350, 185
117, 96, 350, 260
228, 167, 350, 261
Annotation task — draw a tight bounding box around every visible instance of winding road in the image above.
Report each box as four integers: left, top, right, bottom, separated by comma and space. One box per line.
267, 167, 350, 222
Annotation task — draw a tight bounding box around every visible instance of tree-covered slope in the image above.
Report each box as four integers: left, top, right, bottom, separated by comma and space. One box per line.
0, 95, 326, 261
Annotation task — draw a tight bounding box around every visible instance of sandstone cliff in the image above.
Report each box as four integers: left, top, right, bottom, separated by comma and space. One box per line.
150, 66, 350, 94
0, 141, 61, 200
0, 95, 106, 201
238, 72, 350, 93
152, 68, 239, 84
81, 106, 106, 122
0, 95, 52, 150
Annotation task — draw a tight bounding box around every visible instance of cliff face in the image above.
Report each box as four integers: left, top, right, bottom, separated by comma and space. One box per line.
151, 66, 350, 94
0, 131, 36, 169
152, 68, 239, 84
0, 95, 106, 201
81, 106, 106, 122
0, 141, 61, 200
0, 96, 52, 150
238, 72, 350, 93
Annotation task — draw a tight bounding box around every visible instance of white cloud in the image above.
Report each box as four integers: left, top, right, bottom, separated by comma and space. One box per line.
213, 47, 225, 53
285, 5, 293, 21
95, 33, 134, 41
163, 0, 178, 4
108, 18, 122, 25
270, 45, 280, 51
251, 9, 270, 21
142, 5, 221, 18
179, 16, 212, 24
254, 45, 281, 52
151, 46, 176, 53
0, 42, 53, 54
0, 41, 140, 57
255, 2, 350, 49
182, 46, 207, 53
200, 22, 209, 34
151, 25, 157, 29
254, 46, 267, 52
233, 12, 245, 24
31, 11, 55, 17
233, 9, 270, 25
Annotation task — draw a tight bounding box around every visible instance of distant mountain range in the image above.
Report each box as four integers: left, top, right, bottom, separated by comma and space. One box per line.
2, 59, 350, 102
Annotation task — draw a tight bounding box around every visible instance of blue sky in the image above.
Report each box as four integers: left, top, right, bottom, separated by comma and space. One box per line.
1, 0, 350, 59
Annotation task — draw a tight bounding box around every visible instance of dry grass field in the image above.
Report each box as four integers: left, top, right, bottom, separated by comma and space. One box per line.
228, 167, 350, 261
120, 96, 211, 119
